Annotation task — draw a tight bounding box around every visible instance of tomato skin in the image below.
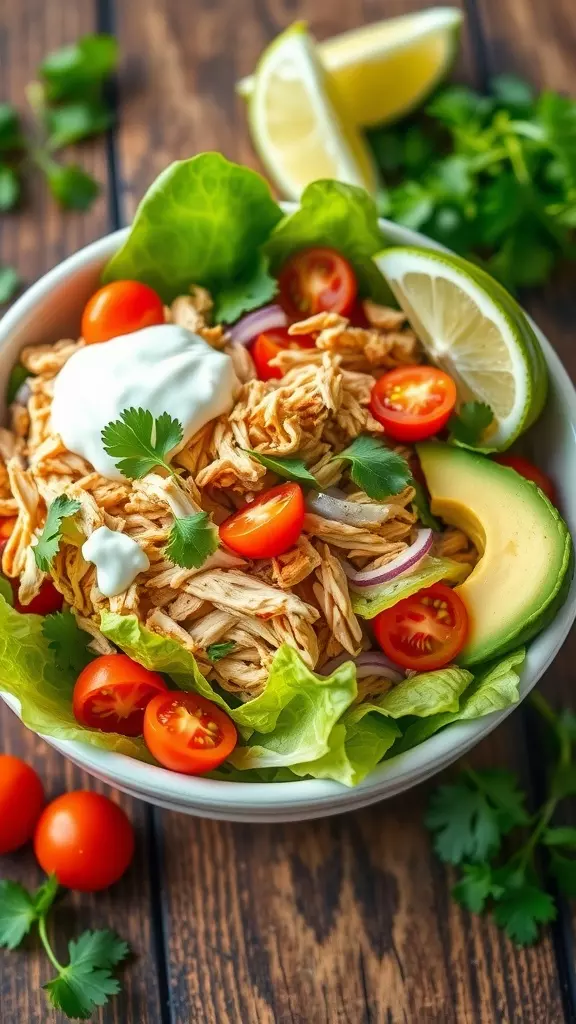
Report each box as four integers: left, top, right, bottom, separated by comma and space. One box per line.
144, 692, 237, 775
34, 791, 134, 891
278, 247, 358, 318
373, 582, 469, 671
81, 280, 165, 345
219, 482, 305, 559
0, 756, 45, 854
370, 366, 457, 443
13, 578, 63, 616
0, 516, 16, 556
73, 654, 168, 737
494, 455, 556, 504
251, 327, 316, 381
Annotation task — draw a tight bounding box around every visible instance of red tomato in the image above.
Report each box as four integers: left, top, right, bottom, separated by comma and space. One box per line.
144, 691, 237, 775
278, 247, 357, 318
373, 582, 469, 671
81, 280, 165, 345
13, 578, 63, 616
251, 327, 316, 381
347, 299, 371, 328
0, 755, 45, 854
73, 654, 168, 737
370, 366, 457, 443
494, 455, 557, 504
34, 791, 134, 891
219, 482, 305, 559
0, 516, 16, 556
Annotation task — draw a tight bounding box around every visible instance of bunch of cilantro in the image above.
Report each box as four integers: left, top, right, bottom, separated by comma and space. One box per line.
0, 33, 118, 303
426, 692, 576, 945
371, 75, 576, 291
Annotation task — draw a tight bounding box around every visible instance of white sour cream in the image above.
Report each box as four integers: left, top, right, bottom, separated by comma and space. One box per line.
82, 526, 150, 597
51, 325, 238, 479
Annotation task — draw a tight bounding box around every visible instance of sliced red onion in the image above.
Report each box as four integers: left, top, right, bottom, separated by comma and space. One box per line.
229, 304, 288, 346
13, 379, 31, 405
321, 650, 405, 683
306, 490, 393, 526
344, 528, 433, 592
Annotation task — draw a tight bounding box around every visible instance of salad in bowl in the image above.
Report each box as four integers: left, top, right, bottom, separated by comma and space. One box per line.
0, 153, 573, 790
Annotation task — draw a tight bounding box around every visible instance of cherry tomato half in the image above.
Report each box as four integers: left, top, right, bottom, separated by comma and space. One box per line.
73, 654, 168, 737
81, 280, 165, 345
34, 791, 135, 891
144, 691, 237, 775
0, 755, 45, 854
494, 454, 557, 504
373, 582, 469, 672
13, 578, 63, 616
370, 366, 457, 443
278, 247, 358, 318
219, 482, 305, 559
251, 326, 316, 381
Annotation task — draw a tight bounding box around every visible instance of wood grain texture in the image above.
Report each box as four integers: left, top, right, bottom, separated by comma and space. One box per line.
0, 3, 163, 1022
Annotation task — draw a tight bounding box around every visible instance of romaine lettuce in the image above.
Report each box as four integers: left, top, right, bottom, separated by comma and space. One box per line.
351, 556, 471, 619
374, 665, 473, 718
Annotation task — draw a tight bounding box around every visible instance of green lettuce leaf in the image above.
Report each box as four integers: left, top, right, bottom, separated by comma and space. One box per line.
393, 648, 525, 754
228, 646, 357, 770
374, 666, 473, 719
264, 179, 392, 302
351, 556, 471, 619
103, 153, 283, 320
0, 597, 150, 760
290, 703, 400, 786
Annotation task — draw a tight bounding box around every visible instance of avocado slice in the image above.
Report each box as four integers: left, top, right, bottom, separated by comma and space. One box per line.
416, 442, 573, 665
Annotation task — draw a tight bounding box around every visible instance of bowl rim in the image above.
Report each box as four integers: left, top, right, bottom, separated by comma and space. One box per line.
1, 217, 575, 814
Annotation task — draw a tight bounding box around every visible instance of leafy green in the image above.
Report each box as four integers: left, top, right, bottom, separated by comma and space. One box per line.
6, 363, 28, 403
165, 512, 219, 569
0, 576, 13, 606
335, 434, 412, 500
548, 851, 576, 897
449, 402, 494, 447
452, 863, 504, 913
289, 702, 400, 786
351, 556, 470, 619
34, 495, 81, 572
103, 153, 283, 320
0, 104, 24, 151
0, 266, 19, 304
244, 449, 318, 486
206, 641, 236, 662
0, 166, 20, 210
42, 610, 95, 674
102, 407, 183, 479
44, 162, 99, 210
45, 100, 113, 149
492, 875, 556, 945
542, 826, 576, 847
411, 479, 440, 530
43, 925, 129, 1020
375, 666, 473, 719
265, 179, 392, 302
39, 34, 119, 102
0, 881, 39, 950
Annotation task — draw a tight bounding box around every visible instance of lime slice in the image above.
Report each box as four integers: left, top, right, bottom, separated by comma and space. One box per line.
239, 9, 462, 128
249, 23, 378, 200
375, 247, 540, 449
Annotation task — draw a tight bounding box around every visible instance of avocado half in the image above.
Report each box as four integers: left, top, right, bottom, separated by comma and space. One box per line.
417, 442, 574, 665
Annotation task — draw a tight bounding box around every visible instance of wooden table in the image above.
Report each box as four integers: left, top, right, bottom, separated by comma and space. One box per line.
0, 1, 575, 1021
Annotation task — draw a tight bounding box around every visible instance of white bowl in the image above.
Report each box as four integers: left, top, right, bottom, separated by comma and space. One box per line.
1, 220, 575, 822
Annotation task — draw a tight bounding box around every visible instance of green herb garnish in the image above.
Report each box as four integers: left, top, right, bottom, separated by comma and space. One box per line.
449, 401, 494, 447
165, 512, 219, 570
206, 640, 237, 662
42, 610, 95, 674
34, 495, 81, 573
334, 434, 412, 500
102, 407, 183, 480
244, 449, 318, 486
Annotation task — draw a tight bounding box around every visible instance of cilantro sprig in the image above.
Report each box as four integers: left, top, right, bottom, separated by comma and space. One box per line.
243, 449, 319, 487
426, 692, 576, 945
34, 495, 81, 573
206, 640, 237, 662
165, 512, 219, 569
333, 434, 412, 500
0, 874, 129, 1020
449, 401, 494, 448
42, 610, 95, 673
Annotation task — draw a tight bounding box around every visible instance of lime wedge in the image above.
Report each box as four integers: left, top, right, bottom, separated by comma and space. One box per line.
375, 247, 542, 449
249, 23, 378, 200
239, 9, 462, 128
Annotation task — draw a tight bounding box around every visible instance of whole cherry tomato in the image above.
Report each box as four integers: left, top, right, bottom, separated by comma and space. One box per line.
494, 454, 556, 504
13, 578, 63, 615
81, 280, 165, 344
219, 482, 305, 558
373, 582, 469, 671
370, 365, 457, 443
251, 327, 316, 381
34, 791, 135, 891
73, 654, 168, 736
0, 755, 45, 854
144, 691, 237, 775
278, 247, 358, 318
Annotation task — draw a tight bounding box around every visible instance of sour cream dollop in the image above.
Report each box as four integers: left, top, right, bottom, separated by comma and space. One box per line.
51, 325, 238, 479
82, 526, 150, 598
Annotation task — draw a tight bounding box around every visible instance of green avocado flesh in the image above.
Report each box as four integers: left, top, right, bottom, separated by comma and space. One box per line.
416, 442, 573, 665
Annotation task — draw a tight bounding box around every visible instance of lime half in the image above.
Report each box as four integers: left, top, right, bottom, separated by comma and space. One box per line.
375, 247, 541, 449
249, 23, 377, 200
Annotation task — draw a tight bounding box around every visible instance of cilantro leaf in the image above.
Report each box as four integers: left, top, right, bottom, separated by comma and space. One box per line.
550, 763, 576, 800
40, 34, 119, 102
0, 266, 19, 304
411, 479, 440, 530
471, 768, 530, 830
45, 163, 99, 211
0, 881, 37, 950
46, 100, 113, 149
165, 512, 219, 569
449, 402, 494, 447
244, 449, 318, 487
542, 826, 576, 847
335, 434, 412, 500
425, 773, 519, 864
45, 971, 119, 1020
42, 610, 94, 673
0, 166, 20, 211
34, 495, 81, 572
0, 104, 24, 151
102, 407, 183, 479
68, 929, 130, 971
214, 253, 277, 324
549, 851, 576, 897
206, 640, 237, 662
452, 862, 504, 913
492, 878, 556, 945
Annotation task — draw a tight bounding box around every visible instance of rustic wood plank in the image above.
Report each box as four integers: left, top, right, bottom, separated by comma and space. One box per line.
0, 3, 164, 1021
112, 1, 568, 1021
